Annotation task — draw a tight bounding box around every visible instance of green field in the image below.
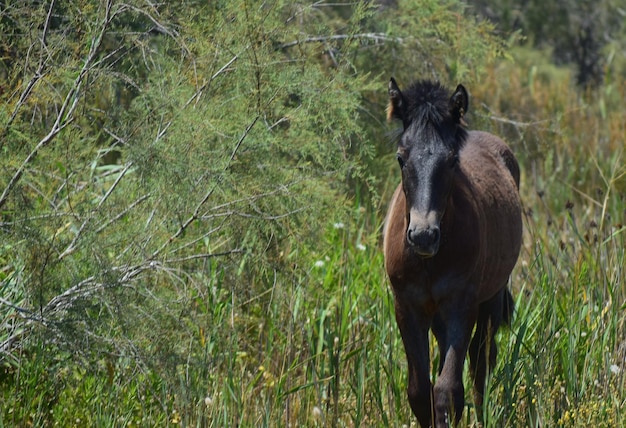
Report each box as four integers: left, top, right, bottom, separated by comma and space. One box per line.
1, 1, 625, 427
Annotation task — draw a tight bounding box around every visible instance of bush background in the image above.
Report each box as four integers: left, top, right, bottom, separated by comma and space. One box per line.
1, 1, 624, 426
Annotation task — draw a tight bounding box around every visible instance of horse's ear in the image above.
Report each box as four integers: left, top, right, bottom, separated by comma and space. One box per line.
387, 77, 405, 122
449, 84, 469, 125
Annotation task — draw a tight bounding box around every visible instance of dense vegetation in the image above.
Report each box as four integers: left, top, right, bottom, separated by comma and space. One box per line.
1, 1, 624, 426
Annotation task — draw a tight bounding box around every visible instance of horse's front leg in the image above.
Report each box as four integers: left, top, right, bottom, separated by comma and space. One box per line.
432, 303, 477, 428
394, 299, 433, 428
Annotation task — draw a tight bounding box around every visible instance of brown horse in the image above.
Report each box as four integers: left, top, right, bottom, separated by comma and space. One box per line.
383, 78, 522, 428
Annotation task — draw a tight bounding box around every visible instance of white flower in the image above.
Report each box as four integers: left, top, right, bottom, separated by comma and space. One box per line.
312, 406, 322, 419
356, 243, 366, 251
333, 222, 345, 229
314, 260, 325, 268
610, 364, 621, 375
204, 396, 213, 406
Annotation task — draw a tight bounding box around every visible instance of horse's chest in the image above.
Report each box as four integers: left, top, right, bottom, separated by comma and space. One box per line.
390, 263, 470, 313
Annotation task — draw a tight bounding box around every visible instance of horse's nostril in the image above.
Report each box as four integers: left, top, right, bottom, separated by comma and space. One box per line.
406, 228, 414, 244
406, 228, 420, 246
432, 227, 440, 243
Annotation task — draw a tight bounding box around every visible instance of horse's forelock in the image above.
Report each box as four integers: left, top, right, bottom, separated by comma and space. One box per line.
404, 81, 450, 123
399, 80, 468, 151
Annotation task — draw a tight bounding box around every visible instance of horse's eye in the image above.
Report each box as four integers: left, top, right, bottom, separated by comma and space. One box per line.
450, 155, 459, 168
396, 153, 405, 169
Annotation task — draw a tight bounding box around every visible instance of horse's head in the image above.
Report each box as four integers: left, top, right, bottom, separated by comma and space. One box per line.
387, 78, 468, 257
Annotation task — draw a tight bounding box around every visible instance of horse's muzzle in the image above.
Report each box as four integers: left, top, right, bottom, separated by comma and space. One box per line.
406, 225, 440, 257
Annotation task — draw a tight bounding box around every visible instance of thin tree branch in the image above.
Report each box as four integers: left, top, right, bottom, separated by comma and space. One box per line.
487, 115, 551, 128
277, 33, 404, 50
1, 0, 57, 140
150, 115, 260, 260
0, 297, 36, 316
164, 249, 245, 264
184, 51, 245, 108
201, 181, 300, 215
0, 0, 115, 211
1, 259, 152, 356
94, 193, 152, 235
58, 162, 134, 260
40, 0, 56, 48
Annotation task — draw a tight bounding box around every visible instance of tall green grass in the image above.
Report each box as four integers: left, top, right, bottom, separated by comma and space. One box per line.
3, 190, 623, 427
